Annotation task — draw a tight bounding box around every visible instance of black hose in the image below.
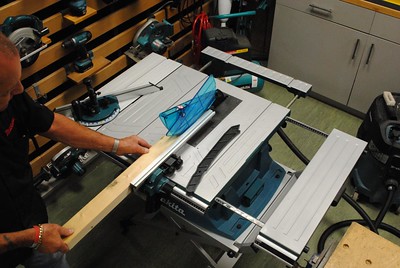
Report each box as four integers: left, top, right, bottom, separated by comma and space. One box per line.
277, 127, 310, 165
342, 192, 377, 233
375, 188, 396, 229
317, 219, 400, 253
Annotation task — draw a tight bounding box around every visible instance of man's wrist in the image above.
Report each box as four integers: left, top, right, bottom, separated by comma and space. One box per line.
30, 224, 43, 250
111, 138, 119, 154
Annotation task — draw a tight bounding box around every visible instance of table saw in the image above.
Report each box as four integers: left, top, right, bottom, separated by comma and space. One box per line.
61, 47, 367, 267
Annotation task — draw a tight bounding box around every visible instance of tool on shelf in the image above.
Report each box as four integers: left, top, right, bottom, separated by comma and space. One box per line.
62, 31, 93, 73
125, 17, 173, 61
0, 15, 49, 67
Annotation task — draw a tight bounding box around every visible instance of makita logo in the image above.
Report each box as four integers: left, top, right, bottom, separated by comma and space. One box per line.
160, 197, 186, 217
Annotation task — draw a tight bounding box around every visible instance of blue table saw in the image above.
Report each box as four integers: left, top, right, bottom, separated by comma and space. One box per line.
59, 47, 367, 267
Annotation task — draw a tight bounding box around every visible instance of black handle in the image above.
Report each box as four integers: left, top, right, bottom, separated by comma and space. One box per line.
352, 39, 360, 60
366, 43, 374, 65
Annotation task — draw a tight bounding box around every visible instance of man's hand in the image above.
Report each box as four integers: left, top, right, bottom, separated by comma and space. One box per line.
117, 135, 151, 155
38, 224, 74, 254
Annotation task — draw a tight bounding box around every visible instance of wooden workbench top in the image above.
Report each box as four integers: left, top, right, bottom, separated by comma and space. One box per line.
325, 222, 400, 268
342, 0, 400, 18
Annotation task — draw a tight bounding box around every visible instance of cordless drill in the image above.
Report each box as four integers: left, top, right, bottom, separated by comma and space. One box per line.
66, 0, 87, 16
62, 31, 93, 73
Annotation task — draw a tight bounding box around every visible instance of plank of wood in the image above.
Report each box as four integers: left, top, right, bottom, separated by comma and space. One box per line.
63, 135, 177, 248
325, 222, 400, 268
342, 0, 400, 18
0, 0, 60, 22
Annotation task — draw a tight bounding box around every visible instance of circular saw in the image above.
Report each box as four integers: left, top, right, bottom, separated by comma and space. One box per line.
1, 15, 49, 67
126, 17, 173, 61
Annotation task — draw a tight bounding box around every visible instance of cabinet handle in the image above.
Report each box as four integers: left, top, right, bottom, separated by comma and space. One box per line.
309, 4, 332, 14
351, 39, 360, 60
366, 43, 374, 65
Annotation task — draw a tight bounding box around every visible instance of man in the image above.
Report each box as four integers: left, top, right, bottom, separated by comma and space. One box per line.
0, 33, 151, 267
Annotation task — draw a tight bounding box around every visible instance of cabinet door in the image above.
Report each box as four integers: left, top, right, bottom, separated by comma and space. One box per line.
348, 36, 400, 113
269, 4, 368, 104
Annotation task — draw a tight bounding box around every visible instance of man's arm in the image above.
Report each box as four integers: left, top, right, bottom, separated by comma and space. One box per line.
0, 224, 73, 254
42, 113, 151, 155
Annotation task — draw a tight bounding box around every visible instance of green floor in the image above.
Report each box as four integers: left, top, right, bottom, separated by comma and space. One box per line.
45, 81, 399, 268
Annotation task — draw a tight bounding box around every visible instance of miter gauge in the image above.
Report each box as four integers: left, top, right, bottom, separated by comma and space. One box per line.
55, 79, 163, 126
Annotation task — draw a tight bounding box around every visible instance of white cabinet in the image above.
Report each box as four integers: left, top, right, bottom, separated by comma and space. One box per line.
348, 36, 400, 112
348, 12, 400, 112
269, 0, 400, 113
269, 4, 369, 104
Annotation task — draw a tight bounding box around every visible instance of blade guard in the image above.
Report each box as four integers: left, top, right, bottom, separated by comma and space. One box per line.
159, 75, 216, 136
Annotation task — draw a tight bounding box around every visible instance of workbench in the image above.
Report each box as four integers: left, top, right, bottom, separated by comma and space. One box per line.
325, 222, 400, 267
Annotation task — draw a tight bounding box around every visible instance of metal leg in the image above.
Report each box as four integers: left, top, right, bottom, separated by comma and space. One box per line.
190, 240, 242, 268
166, 214, 242, 268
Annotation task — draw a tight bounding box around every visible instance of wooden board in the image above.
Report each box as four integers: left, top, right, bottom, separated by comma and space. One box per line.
325, 222, 400, 268
63, 135, 178, 249
0, 0, 59, 22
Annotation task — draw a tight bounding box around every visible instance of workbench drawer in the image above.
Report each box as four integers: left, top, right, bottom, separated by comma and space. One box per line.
276, 0, 375, 32
370, 12, 400, 44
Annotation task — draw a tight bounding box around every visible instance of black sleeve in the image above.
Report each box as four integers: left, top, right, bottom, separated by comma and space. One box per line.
19, 92, 54, 134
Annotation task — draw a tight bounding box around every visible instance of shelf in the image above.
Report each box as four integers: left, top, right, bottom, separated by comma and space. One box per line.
63, 6, 97, 24
67, 56, 110, 84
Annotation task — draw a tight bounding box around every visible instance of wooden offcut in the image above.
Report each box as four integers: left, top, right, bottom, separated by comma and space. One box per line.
63, 135, 177, 249
325, 222, 400, 268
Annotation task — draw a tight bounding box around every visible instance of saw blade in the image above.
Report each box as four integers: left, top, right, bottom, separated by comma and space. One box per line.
8, 27, 41, 65
132, 18, 157, 46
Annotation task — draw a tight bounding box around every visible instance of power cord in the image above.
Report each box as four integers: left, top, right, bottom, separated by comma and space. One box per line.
192, 12, 211, 63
